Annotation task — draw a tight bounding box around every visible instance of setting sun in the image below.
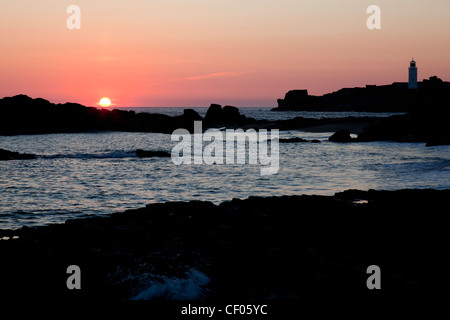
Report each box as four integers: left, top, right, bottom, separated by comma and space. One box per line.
99, 97, 111, 107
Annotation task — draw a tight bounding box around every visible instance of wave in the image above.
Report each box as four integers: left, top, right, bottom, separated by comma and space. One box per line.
130, 269, 210, 300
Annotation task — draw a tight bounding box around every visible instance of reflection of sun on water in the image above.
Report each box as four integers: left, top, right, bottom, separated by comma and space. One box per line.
99, 97, 111, 107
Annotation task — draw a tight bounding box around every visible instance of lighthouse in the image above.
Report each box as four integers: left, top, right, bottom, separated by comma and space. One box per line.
408, 59, 418, 89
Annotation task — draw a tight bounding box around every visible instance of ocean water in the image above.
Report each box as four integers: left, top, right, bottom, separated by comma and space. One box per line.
1, 108, 449, 229
115, 107, 404, 120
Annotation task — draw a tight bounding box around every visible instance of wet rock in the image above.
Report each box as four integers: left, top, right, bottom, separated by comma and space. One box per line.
279, 137, 308, 143
135, 149, 171, 158
310, 139, 321, 143
426, 136, 450, 147
328, 129, 355, 142
0, 148, 36, 160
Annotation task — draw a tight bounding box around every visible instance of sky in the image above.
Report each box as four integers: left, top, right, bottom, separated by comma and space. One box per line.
1, 0, 449, 107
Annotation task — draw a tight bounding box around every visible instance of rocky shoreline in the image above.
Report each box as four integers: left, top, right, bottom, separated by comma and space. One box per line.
0, 94, 380, 136
2, 94, 449, 146
0, 189, 448, 303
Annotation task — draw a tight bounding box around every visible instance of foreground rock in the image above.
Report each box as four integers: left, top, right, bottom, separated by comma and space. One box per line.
0, 148, 36, 160
0, 189, 448, 304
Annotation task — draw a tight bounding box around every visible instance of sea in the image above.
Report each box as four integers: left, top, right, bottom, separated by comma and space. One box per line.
1, 107, 449, 230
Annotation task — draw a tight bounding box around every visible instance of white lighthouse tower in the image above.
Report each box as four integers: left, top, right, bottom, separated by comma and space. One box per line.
408, 58, 418, 89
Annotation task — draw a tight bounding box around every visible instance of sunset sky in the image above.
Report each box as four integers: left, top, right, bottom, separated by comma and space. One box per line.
1, 0, 449, 107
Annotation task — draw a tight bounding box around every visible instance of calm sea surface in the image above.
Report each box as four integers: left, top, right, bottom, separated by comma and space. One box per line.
1, 108, 449, 229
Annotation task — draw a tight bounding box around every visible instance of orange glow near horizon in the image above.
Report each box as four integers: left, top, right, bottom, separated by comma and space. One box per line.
1, 0, 450, 107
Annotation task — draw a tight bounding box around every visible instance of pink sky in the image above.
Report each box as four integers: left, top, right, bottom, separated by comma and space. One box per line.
1, 0, 450, 107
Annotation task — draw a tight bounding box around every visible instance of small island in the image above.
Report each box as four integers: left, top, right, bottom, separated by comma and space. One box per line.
274, 75, 449, 112
274, 60, 449, 113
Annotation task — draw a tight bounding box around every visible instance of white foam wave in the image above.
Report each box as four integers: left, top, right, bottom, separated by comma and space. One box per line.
130, 269, 210, 300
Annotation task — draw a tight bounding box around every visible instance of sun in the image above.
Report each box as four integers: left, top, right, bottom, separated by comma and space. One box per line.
99, 97, 112, 107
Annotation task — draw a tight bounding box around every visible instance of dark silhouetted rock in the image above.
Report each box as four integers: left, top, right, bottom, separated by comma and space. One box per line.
274, 76, 450, 112
1, 96, 260, 135
222, 105, 247, 124
0, 95, 390, 137
426, 136, 450, 147
279, 137, 308, 143
0, 148, 36, 160
204, 104, 223, 123
356, 106, 450, 143
0, 189, 448, 304
204, 104, 247, 126
181, 109, 202, 122
329, 129, 354, 142
223, 105, 241, 118
310, 139, 321, 143
135, 149, 171, 158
